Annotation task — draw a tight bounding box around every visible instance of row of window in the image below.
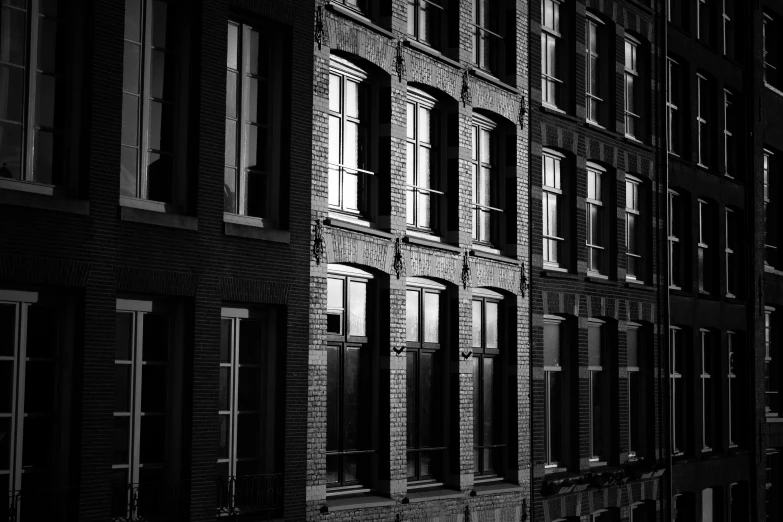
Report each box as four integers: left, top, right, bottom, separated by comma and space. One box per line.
543, 316, 651, 473
542, 150, 648, 280
668, 327, 746, 457
541, 0, 649, 140
672, 483, 749, 522
667, 191, 742, 296
669, 0, 739, 61
666, 58, 739, 176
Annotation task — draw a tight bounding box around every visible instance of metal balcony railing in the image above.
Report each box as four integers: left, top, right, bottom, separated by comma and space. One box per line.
216, 473, 283, 519
5, 488, 77, 522
110, 480, 190, 522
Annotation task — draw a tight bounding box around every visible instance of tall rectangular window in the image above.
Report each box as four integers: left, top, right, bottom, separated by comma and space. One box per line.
697, 74, 709, 167
405, 281, 444, 483
767, 451, 780, 521
0, 0, 68, 186
217, 308, 282, 515
764, 13, 780, 89
224, 21, 284, 224
588, 320, 607, 463
472, 292, 504, 477
624, 37, 641, 139
0, 291, 69, 521
727, 331, 739, 447
586, 164, 605, 275
700, 330, 713, 451
627, 324, 641, 458
543, 151, 564, 268
326, 269, 373, 489
328, 57, 371, 218
697, 0, 711, 44
723, 89, 734, 177
722, 0, 732, 56
541, 0, 562, 108
406, 0, 444, 49
585, 15, 603, 125
670, 327, 685, 455
765, 151, 777, 267
113, 300, 182, 520
667, 59, 680, 155
543, 317, 564, 469
698, 199, 711, 293
406, 90, 442, 232
625, 178, 642, 281
472, 0, 501, 74
668, 190, 681, 289
121, 0, 179, 204
725, 208, 737, 298
766, 309, 777, 416
471, 116, 501, 245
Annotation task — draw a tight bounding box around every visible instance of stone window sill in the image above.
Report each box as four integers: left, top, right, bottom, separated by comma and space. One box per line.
325, 216, 394, 240
119, 197, 197, 230
404, 39, 461, 69
473, 482, 522, 496
322, 493, 395, 512
403, 234, 462, 253
326, 2, 394, 39
0, 180, 89, 215
223, 213, 290, 243
405, 487, 463, 503
470, 248, 520, 265
541, 268, 578, 280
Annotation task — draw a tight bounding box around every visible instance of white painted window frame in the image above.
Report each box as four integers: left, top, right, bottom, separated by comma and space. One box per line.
700, 329, 712, 452
586, 163, 605, 276
541, 0, 563, 109
585, 14, 604, 126
543, 149, 565, 269
697, 74, 709, 168
543, 315, 564, 468
668, 190, 680, 289
624, 36, 641, 140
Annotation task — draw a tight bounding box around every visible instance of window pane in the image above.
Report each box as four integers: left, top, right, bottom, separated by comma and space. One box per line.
329, 74, 341, 113
419, 106, 431, 144
0, 362, 10, 414
120, 146, 138, 197
591, 371, 603, 457
344, 346, 360, 449
247, 77, 268, 124
115, 312, 133, 360
472, 300, 482, 348
0, 7, 26, 65
226, 71, 238, 119
326, 345, 339, 451
218, 367, 230, 410
217, 414, 229, 458
237, 366, 261, 410
151, 0, 169, 49
114, 365, 131, 412
238, 319, 264, 364
485, 302, 498, 349
141, 365, 167, 412
406, 290, 419, 342
220, 318, 232, 363
348, 280, 367, 337
121, 94, 139, 147
139, 415, 166, 463
227, 23, 239, 70
483, 357, 494, 444
346, 80, 359, 119
424, 292, 439, 343
236, 413, 260, 459
0, 121, 23, 180
142, 313, 169, 362
125, 0, 142, 41
420, 351, 435, 447
113, 416, 131, 465
0, 65, 24, 123
627, 328, 639, 367
224, 167, 237, 213
588, 325, 602, 366
327, 278, 344, 310
544, 322, 560, 366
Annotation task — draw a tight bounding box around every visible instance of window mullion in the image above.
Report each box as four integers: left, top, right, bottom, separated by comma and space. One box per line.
24, 1, 40, 181
140, 0, 153, 199
239, 25, 250, 216
131, 312, 144, 485
10, 303, 26, 491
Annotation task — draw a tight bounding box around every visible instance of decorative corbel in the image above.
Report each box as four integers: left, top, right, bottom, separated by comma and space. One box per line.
313, 219, 325, 265
315, 5, 328, 50
461, 250, 471, 289
392, 237, 405, 279
520, 261, 529, 298
394, 39, 406, 83
518, 93, 527, 129
460, 67, 472, 107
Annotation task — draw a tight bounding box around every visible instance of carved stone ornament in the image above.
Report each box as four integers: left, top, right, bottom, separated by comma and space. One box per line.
460, 68, 472, 107
392, 237, 405, 279
312, 219, 325, 265
518, 94, 527, 129
314, 5, 328, 49
394, 39, 406, 83
461, 250, 471, 289
520, 261, 529, 297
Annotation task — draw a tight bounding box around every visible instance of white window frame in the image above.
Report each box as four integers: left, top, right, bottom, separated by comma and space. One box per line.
471, 113, 501, 246
543, 315, 564, 469
406, 0, 445, 47
406, 89, 443, 232
727, 330, 737, 447
585, 14, 604, 125
588, 318, 605, 463
700, 329, 712, 452
698, 199, 709, 293
725, 207, 735, 298
586, 163, 606, 276
541, 0, 563, 109
697, 74, 709, 168
543, 150, 565, 269
627, 323, 640, 459
765, 150, 776, 266
670, 326, 684, 455
697, 0, 708, 42
764, 14, 775, 86
668, 190, 680, 289
625, 177, 642, 282
767, 307, 777, 416
624, 36, 641, 140
723, 89, 733, 177
328, 56, 373, 218
667, 58, 679, 155
223, 21, 282, 225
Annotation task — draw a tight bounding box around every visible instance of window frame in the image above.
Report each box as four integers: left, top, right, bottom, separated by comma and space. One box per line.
723, 89, 734, 177
542, 149, 566, 270
471, 288, 505, 478
727, 331, 738, 448
406, 89, 444, 234
625, 176, 642, 282
223, 19, 285, 225
541, 0, 563, 109
624, 36, 641, 140
584, 14, 604, 126
627, 323, 642, 459
667, 58, 680, 156
327, 56, 374, 220
765, 150, 777, 267
587, 318, 608, 464
325, 265, 375, 490
670, 326, 685, 456
471, 0, 504, 76
697, 199, 711, 293
405, 278, 446, 484
586, 163, 606, 276
668, 190, 681, 289
696, 74, 709, 168
699, 329, 713, 452
725, 207, 737, 298
766, 307, 777, 417
543, 315, 565, 470
470, 113, 502, 247
405, 0, 446, 50
764, 13, 779, 88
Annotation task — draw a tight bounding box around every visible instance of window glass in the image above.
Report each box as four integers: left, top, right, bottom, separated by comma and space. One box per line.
348, 280, 367, 337
627, 328, 638, 367
544, 322, 560, 366
485, 301, 498, 349
406, 290, 420, 342
423, 291, 439, 343
472, 300, 482, 347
